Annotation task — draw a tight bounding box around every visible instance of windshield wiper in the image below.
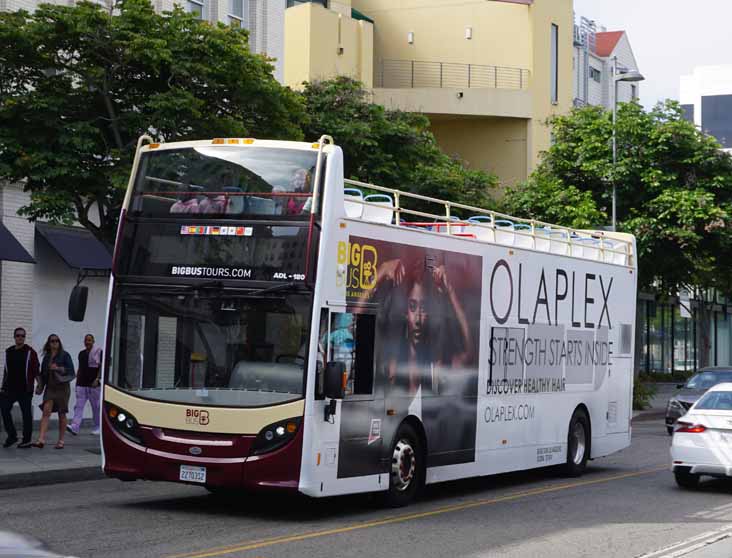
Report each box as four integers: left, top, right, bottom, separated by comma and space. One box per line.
248, 282, 305, 297
179, 280, 226, 293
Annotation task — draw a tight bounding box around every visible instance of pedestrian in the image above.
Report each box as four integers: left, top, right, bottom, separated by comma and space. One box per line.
0, 327, 40, 449
67, 334, 102, 436
33, 334, 75, 449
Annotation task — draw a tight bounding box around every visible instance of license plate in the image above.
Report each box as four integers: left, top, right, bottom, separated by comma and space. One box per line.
179, 465, 206, 484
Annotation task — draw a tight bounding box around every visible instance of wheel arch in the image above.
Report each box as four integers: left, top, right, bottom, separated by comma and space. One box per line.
402, 415, 428, 460
573, 403, 592, 457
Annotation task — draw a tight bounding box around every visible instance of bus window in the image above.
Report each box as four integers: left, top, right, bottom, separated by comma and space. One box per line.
328, 312, 375, 396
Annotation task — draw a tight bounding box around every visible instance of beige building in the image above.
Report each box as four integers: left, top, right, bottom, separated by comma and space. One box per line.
284, 0, 573, 187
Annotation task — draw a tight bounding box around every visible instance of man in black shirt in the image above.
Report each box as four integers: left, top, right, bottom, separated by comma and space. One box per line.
1, 327, 40, 448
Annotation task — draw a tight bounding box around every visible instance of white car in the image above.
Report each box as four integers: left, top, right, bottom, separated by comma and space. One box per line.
671, 382, 732, 488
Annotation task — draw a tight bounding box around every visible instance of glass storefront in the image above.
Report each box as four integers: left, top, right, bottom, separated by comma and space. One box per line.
637, 296, 731, 374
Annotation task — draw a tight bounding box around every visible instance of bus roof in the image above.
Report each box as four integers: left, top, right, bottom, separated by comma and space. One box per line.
139, 138, 333, 154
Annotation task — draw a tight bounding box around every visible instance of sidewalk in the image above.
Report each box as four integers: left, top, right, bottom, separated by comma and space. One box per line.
0, 420, 105, 490
632, 381, 676, 422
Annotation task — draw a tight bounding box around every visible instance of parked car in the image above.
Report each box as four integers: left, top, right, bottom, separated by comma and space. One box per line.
665, 367, 732, 435
0, 532, 77, 558
670, 382, 732, 489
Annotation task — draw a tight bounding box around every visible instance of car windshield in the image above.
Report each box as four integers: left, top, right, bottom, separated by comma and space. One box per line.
695, 391, 732, 410
130, 146, 319, 218
107, 291, 311, 407
685, 371, 732, 390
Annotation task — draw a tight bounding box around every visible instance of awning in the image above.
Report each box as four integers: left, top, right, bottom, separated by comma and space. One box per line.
36, 223, 111, 270
0, 222, 35, 264
351, 7, 374, 24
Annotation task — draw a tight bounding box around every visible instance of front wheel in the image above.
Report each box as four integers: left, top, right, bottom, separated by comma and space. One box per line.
563, 409, 590, 477
383, 423, 424, 507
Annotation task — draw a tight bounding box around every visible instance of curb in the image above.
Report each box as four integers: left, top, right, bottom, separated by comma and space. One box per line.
0, 466, 105, 491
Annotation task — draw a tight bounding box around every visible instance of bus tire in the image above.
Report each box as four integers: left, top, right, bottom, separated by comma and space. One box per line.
563, 408, 590, 477
383, 423, 424, 508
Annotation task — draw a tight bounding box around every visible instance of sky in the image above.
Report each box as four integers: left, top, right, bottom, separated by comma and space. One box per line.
572, 0, 732, 108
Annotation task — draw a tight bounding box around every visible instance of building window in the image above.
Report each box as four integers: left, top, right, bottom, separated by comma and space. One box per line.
589, 67, 601, 83
550, 23, 559, 104
630, 84, 637, 100
188, 0, 204, 18
701, 94, 732, 148
681, 104, 695, 123
229, 0, 248, 28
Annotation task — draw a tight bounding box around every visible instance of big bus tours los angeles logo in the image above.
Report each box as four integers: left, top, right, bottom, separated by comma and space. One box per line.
337, 240, 378, 298
185, 408, 210, 426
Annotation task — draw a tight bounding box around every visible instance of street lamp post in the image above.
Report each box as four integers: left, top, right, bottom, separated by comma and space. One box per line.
611, 57, 645, 231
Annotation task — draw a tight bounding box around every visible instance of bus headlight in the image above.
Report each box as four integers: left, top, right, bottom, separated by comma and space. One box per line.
105, 403, 142, 444
251, 417, 301, 456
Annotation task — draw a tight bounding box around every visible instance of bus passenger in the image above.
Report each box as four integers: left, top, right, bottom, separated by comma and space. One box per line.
286, 169, 311, 215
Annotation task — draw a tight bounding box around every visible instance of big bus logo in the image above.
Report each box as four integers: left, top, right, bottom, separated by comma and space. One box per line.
337, 241, 378, 290
185, 408, 210, 426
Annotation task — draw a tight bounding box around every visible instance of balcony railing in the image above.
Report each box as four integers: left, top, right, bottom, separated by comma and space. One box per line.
376, 59, 530, 90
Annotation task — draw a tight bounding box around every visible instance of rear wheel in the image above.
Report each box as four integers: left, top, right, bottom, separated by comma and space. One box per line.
383, 423, 424, 507
563, 409, 590, 477
674, 468, 700, 489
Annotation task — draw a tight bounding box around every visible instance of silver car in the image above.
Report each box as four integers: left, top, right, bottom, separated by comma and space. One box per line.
666, 368, 732, 435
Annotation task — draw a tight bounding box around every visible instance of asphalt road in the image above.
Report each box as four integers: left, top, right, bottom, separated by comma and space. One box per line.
5, 420, 732, 558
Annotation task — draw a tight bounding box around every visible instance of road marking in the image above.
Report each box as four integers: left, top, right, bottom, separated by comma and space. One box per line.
635, 525, 732, 558
169, 465, 666, 558
690, 501, 732, 520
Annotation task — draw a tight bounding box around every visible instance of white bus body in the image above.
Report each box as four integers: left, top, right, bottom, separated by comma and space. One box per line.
102, 137, 636, 505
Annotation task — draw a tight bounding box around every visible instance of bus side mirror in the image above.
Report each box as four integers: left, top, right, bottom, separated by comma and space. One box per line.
324, 361, 346, 400
68, 285, 88, 322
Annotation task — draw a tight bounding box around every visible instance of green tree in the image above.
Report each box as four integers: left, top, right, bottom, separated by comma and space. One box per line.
301, 77, 497, 215
501, 170, 606, 229
502, 101, 732, 367
0, 0, 304, 246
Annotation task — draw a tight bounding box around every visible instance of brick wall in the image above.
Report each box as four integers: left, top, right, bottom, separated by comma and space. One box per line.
0, 184, 35, 352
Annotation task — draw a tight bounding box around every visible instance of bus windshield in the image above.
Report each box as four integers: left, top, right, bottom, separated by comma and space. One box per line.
107, 291, 311, 407
130, 146, 319, 218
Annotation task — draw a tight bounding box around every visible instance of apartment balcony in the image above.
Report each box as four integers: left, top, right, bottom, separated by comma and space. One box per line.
376, 59, 530, 90
372, 59, 533, 119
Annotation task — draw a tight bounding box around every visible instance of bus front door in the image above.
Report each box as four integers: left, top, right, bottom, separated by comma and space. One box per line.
324, 307, 386, 479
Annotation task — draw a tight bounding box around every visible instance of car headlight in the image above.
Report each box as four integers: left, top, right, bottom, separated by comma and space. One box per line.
105, 402, 142, 444
251, 417, 301, 456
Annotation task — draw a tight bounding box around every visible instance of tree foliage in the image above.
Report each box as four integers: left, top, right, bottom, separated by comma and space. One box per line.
501, 101, 732, 298
501, 170, 606, 230
0, 0, 304, 245
302, 77, 497, 215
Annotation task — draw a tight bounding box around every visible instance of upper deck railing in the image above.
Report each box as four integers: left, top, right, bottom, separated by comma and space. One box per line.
342, 178, 634, 267
376, 59, 530, 90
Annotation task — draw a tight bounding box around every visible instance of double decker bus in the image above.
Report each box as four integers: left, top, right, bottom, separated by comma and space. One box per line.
98, 135, 637, 506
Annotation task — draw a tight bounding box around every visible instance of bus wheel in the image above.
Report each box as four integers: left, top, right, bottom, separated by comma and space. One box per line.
563, 409, 590, 477
384, 423, 423, 507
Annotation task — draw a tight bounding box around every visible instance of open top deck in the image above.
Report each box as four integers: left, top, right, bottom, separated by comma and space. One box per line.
342, 178, 635, 267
